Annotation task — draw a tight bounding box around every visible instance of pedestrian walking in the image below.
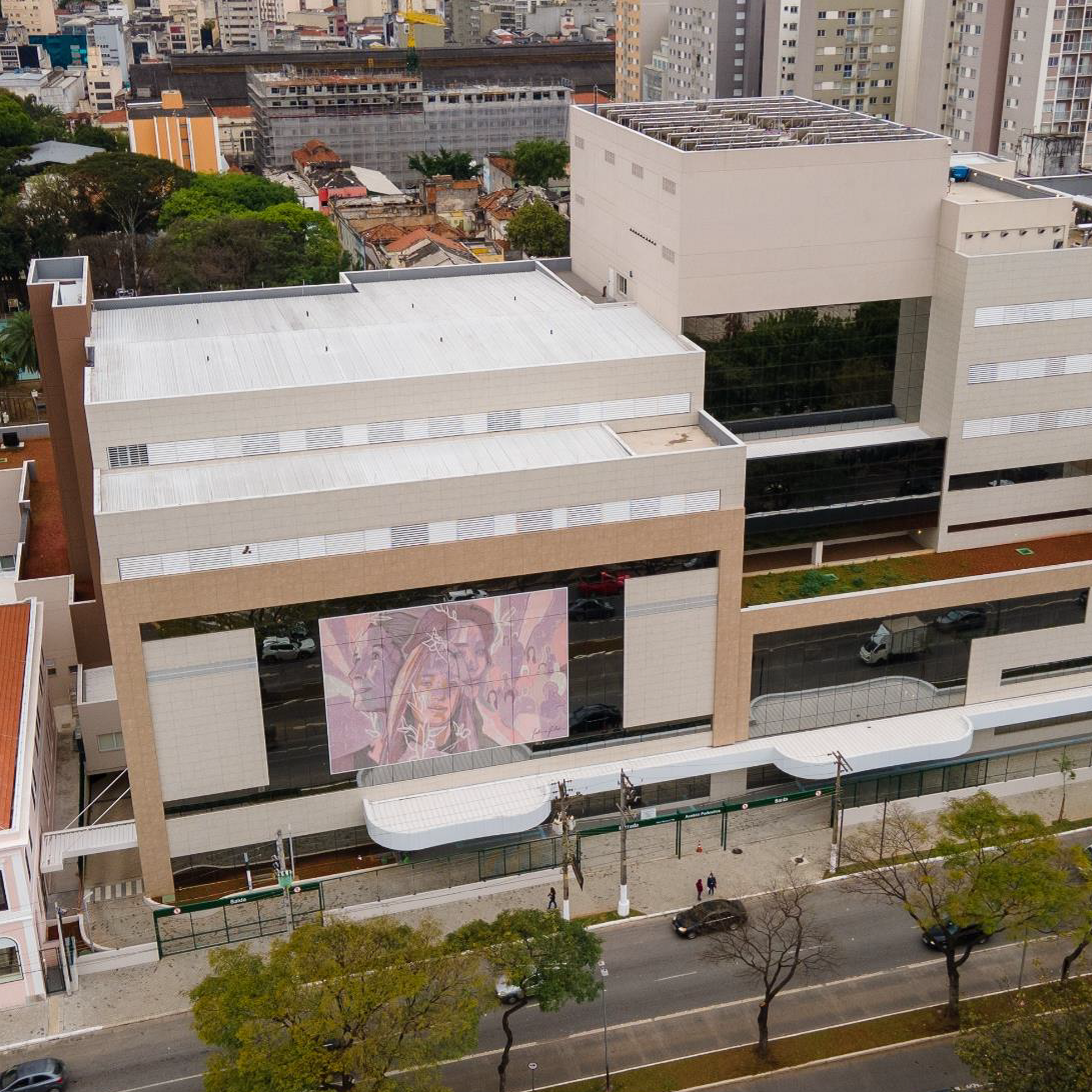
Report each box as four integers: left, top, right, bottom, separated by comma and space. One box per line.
695, 877, 704, 901
707, 872, 717, 897
547, 887, 557, 911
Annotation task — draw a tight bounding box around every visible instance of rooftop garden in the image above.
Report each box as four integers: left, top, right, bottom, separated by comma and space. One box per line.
742, 532, 1092, 607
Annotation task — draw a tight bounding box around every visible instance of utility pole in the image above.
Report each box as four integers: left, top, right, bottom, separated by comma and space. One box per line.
828, 752, 852, 873
617, 770, 638, 918
274, 829, 294, 935
554, 781, 579, 922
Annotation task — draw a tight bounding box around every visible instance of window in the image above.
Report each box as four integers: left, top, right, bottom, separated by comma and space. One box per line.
662, 177, 676, 195
97, 732, 125, 752
0, 870, 6, 912
1001, 655, 1092, 686
631, 162, 643, 178
0, 939, 20, 982
604, 149, 615, 164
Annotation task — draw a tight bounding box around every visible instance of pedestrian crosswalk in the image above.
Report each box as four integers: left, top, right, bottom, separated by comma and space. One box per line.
86, 878, 144, 903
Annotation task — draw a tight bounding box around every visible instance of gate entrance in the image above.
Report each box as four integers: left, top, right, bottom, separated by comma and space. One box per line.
154, 881, 324, 957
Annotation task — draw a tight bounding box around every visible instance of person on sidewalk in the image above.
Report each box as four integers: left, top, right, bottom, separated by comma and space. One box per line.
695, 877, 704, 901
707, 872, 717, 897
547, 887, 557, 911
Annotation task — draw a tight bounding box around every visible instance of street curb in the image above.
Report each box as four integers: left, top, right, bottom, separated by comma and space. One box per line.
0, 1008, 192, 1056
669, 1033, 960, 1092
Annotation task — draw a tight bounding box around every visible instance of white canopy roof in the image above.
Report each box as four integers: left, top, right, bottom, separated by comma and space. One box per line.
363, 706, 976, 851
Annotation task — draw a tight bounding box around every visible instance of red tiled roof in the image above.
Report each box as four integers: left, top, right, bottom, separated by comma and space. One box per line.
478, 187, 516, 211
385, 226, 471, 256
97, 108, 128, 125
212, 105, 253, 119
573, 91, 613, 105
0, 601, 31, 829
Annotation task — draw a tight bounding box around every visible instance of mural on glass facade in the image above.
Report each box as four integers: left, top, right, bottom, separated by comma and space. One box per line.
320, 589, 569, 771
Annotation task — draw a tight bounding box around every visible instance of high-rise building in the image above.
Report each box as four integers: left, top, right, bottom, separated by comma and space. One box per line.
91, 16, 130, 83
655, 0, 763, 101
763, 2, 908, 119
249, 69, 571, 185
3, 0, 58, 36
616, 0, 669, 102
216, 0, 262, 49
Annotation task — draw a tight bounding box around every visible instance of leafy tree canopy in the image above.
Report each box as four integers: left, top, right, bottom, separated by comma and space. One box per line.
956, 980, 1092, 1092
66, 151, 193, 236
191, 917, 489, 1092
505, 200, 569, 258
0, 94, 38, 149
0, 309, 34, 385
151, 205, 347, 292
449, 909, 600, 1091
70, 124, 128, 152
408, 146, 478, 180
511, 138, 569, 187
159, 173, 297, 227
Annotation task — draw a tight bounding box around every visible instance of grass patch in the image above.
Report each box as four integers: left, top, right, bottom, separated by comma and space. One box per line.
539, 984, 1063, 1092
741, 533, 1092, 607
575, 909, 645, 927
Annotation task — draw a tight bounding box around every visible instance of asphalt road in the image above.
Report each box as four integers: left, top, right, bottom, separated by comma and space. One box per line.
717, 1038, 974, 1092
0, 869, 1072, 1092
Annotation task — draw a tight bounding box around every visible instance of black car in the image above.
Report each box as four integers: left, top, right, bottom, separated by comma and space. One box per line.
568, 598, 615, 622
0, 1061, 68, 1092
921, 920, 990, 951
672, 898, 748, 939
934, 607, 987, 632
570, 704, 622, 733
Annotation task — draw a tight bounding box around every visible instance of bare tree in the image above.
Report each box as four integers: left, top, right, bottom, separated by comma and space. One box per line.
707, 868, 837, 1058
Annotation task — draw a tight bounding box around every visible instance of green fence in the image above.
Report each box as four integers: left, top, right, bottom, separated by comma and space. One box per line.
154, 881, 324, 957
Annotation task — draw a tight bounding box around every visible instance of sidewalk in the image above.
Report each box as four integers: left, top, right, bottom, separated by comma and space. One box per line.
3, 770, 1088, 1049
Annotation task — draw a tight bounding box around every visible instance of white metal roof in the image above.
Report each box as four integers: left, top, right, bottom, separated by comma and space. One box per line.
362, 706, 975, 851
88, 270, 691, 404
97, 423, 631, 514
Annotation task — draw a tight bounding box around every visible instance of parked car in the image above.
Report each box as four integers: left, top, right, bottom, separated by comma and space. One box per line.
578, 571, 632, 597
933, 607, 987, 632
495, 975, 527, 1004
570, 704, 622, 733
921, 920, 990, 951
0, 1060, 68, 1092
260, 636, 316, 662
672, 899, 748, 939
568, 598, 615, 622
445, 588, 488, 602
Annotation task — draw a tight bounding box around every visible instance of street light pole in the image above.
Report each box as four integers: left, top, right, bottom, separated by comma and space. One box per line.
598, 959, 611, 1092
555, 781, 576, 922
527, 1062, 538, 1092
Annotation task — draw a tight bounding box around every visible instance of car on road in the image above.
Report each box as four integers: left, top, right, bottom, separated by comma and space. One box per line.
568, 597, 615, 622
495, 975, 527, 1003
933, 607, 987, 632
578, 571, 631, 597
445, 587, 488, 602
921, 920, 991, 950
0, 1060, 68, 1092
570, 704, 622, 733
671, 898, 748, 939
260, 636, 316, 662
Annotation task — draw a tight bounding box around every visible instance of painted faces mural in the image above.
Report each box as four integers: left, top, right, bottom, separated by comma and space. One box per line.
320, 589, 569, 772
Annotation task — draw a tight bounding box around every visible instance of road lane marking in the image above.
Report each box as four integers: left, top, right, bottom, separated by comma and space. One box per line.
104, 1075, 203, 1092
657, 971, 699, 981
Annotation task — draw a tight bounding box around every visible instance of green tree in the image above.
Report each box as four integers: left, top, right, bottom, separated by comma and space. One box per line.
511, 138, 569, 187
0, 94, 37, 148
21, 99, 68, 141
448, 909, 601, 1092
955, 979, 1092, 1092
70, 124, 128, 152
66, 152, 193, 290
191, 917, 489, 1092
1056, 753, 1077, 823
408, 147, 478, 180
159, 173, 297, 227
505, 200, 569, 258
0, 310, 37, 381
151, 206, 347, 292
843, 793, 1076, 1021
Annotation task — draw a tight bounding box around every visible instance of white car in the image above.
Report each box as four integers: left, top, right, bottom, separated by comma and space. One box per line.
261, 636, 316, 662
495, 975, 525, 1004
446, 588, 488, 602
